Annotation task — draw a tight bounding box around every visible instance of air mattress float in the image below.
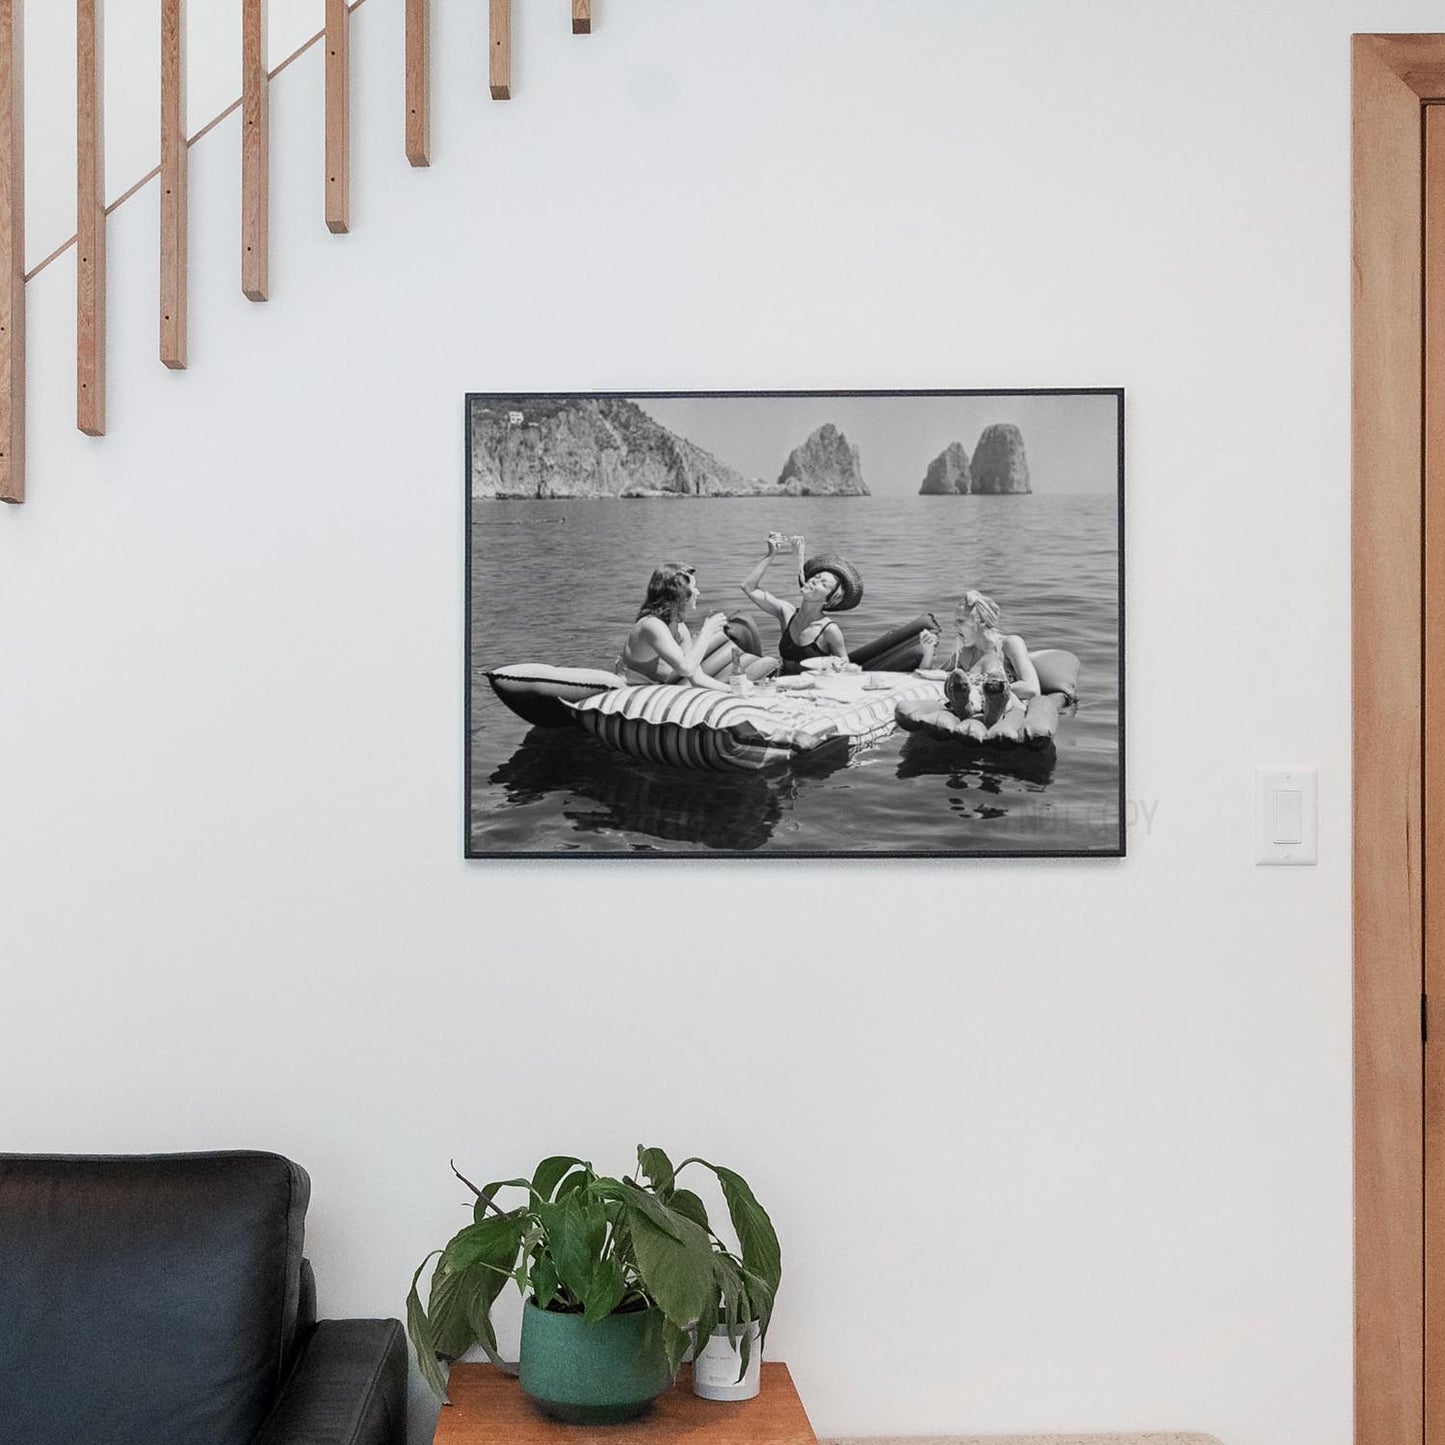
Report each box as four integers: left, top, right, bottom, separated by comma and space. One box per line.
850, 614, 940, 674
566, 673, 945, 773
485, 663, 623, 729
894, 649, 1081, 749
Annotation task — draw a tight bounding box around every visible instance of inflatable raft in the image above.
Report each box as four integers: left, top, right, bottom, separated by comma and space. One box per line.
894, 648, 1081, 751
481, 630, 1080, 774
566, 672, 945, 773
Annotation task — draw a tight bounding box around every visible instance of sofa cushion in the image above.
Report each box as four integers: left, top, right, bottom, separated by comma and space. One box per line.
0, 1151, 309, 1445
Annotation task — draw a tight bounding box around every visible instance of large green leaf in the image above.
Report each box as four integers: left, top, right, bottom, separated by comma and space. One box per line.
439, 1213, 525, 1274
623, 1195, 715, 1330
660, 1316, 691, 1377
472, 1175, 531, 1223
666, 1187, 711, 1234
582, 1255, 628, 1322
535, 1195, 595, 1306
636, 1145, 675, 1197
426, 1260, 484, 1360
681, 1159, 782, 1296
532, 1155, 585, 1203
554, 1167, 590, 1200
405, 1253, 451, 1401
615, 1180, 690, 1243
529, 1254, 561, 1311
464, 1257, 513, 1368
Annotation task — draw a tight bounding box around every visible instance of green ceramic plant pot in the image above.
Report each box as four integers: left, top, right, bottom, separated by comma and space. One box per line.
518, 1299, 671, 1424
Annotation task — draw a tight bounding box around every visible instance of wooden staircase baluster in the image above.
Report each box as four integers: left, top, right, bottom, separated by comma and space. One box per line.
325, 0, 349, 232
242, 0, 268, 300
406, 0, 429, 166
572, 1, 590, 36
161, 0, 187, 369
0, 0, 22, 501
490, 0, 510, 100
77, 0, 105, 437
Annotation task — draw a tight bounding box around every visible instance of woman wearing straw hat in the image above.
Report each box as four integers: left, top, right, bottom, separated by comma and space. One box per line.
739, 534, 865, 675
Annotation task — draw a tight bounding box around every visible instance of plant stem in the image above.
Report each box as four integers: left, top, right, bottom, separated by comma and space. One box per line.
450, 1159, 509, 1217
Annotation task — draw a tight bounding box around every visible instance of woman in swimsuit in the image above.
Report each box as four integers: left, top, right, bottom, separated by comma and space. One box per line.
617, 562, 734, 693
920, 590, 1041, 723
740, 537, 850, 674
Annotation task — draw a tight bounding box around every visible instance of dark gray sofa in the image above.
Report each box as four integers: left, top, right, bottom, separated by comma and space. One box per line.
0, 1151, 406, 1445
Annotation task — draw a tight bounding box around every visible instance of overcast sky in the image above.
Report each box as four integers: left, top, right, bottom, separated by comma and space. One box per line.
634, 392, 1120, 498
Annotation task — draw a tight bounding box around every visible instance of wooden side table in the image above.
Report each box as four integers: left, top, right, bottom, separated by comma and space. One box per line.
435, 1363, 817, 1445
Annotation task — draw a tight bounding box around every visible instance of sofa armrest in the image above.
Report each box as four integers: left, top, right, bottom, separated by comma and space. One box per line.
252, 1318, 406, 1445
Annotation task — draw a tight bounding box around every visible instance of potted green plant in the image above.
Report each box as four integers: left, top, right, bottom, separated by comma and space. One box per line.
406, 1145, 781, 1424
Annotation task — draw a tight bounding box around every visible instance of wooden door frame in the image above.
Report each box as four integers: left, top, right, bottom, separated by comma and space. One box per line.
1353, 32, 1445, 1445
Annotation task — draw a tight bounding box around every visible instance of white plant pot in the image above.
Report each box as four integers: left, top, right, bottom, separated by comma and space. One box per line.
692, 1321, 762, 1401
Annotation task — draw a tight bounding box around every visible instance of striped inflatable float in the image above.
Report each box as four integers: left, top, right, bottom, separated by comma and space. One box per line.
567, 675, 943, 773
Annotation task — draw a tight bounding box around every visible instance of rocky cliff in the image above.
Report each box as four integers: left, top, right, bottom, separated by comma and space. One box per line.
471, 399, 871, 499
471, 396, 766, 499
920, 441, 972, 495
775, 423, 870, 497
970, 424, 1032, 495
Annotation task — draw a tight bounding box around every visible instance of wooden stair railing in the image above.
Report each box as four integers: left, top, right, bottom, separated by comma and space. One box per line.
0, 0, 595, 507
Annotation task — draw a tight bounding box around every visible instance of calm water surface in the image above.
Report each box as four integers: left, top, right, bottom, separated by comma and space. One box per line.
468, 496, 1121, 854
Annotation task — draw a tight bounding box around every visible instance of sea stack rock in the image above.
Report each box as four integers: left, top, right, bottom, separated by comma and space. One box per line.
920, 442, 972, 495
469, 396, 759, 498
970, 424, 1031, 495
776, 424, 870, 496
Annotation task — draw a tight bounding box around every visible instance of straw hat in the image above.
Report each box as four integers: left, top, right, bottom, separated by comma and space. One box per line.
802, 552, 864, 612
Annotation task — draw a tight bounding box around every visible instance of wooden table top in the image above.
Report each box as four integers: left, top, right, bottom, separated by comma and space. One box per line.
435, 1363, 817, 1445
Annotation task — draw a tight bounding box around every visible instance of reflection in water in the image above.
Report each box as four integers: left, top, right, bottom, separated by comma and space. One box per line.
489, 729, 828, 852
895, 731, 1058, 789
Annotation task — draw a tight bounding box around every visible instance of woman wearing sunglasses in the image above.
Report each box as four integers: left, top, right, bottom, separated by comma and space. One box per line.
616, 562, 736, 692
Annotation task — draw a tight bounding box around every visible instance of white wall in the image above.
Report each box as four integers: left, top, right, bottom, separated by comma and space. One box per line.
0, 2, 1419, 1442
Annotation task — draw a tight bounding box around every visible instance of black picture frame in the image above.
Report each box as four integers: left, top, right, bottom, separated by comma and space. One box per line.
465, 388, 1125, 860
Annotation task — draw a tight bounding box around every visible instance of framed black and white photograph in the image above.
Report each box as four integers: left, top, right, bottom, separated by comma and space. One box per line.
466, 389, 1124, 858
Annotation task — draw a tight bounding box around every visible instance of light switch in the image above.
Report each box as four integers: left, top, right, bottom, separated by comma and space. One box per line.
1274, 789, 1303, 845
1256, 768, 1317, 865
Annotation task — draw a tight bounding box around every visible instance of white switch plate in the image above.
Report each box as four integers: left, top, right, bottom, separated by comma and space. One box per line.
1256, 767, 1318, 865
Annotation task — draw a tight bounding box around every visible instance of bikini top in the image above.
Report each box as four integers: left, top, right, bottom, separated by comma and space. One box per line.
616, 620, 685, 684
941, 637, 1019, 680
